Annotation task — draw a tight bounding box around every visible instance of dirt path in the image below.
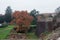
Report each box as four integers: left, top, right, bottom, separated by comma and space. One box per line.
8, 29, 27, 40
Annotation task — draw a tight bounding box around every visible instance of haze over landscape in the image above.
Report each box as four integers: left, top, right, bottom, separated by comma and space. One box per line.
0, 0, 60, 15
0, 0, 60, 40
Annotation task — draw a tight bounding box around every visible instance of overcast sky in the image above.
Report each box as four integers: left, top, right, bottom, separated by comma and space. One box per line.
0, 0, 60, 15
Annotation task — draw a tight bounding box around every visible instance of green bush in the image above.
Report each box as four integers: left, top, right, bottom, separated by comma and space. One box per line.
28, 25, 36, 32
0, 23, 8, 28
2, 23, 8, 27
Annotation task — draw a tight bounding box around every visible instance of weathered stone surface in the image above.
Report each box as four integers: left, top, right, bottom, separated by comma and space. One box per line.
45, 27, 60, 40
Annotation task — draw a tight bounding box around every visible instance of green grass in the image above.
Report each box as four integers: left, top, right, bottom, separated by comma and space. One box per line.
0, 25, 14, 39
30, 25, 36, 27
27, 32, 38, 39
0, 25, 38, 39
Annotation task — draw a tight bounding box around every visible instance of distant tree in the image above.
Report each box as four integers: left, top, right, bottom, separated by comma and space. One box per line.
0, 14, 4, 23
55, 7, 60, 14
53, 7, 60, 27
5, 6, 12, 23
53, 7, 60, 30
11, 11, 33, 33
54, 7, 60, 19
30, 9, 39, 25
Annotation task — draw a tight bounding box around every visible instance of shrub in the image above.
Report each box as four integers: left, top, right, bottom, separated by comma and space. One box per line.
0, 23, 8, 28
11, 11, 33, 33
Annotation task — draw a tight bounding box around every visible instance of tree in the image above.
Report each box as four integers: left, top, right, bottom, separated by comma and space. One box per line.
5, 6, 12, 23
55, 7, 60, 13
53, 7, 60, 30
0, 14, 4, 23
11, 11, 33, 33
53, 7, 60, 23
30, 9, 39, 25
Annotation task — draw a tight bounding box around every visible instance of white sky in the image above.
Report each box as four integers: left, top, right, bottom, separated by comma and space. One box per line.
0, 0, 60, 15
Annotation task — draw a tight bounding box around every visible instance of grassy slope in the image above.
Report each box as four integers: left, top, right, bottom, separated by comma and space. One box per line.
27, 32, 38, 39
27, 25, 38, 40
0, 25, 38, 39
0, 25, 14, 39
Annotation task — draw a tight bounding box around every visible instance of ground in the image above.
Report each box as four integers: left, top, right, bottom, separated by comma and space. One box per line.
44, 27, 60, 40
0, 25, 60, 40
0, 25, 14, 39
0, 25, 38, 40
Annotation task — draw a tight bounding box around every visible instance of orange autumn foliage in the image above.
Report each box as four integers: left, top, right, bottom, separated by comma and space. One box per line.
12, 11, 33, 32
